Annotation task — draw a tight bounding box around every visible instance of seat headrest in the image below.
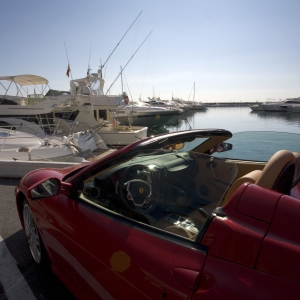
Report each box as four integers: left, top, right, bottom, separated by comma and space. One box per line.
256, 150, 296, 193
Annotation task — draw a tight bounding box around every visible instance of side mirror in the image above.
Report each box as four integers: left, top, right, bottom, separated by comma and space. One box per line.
28, 178, 73, 199
218, 142, 232, 152
30, 178, 61, 199
210, 142, 233, 154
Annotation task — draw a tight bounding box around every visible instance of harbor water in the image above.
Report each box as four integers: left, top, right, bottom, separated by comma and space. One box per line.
161, 106, 300, 134
148, 106, 300, 162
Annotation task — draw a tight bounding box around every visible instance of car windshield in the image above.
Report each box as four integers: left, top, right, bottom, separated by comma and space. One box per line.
212, 131, 300, 162
78, 149, 238, 242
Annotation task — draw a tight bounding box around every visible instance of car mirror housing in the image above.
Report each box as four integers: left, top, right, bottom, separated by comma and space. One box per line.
60, 182, 73, 196
29, 178, 61, 199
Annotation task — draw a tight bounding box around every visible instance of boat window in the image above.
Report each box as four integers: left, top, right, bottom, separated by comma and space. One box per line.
94, 110, 97, 120
0, 131, 11, 137
99, 110, 107, 119
55, 110, 79, 121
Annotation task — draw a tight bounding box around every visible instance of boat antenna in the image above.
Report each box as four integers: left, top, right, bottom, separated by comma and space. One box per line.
64, 42, 73, 80
105, 30, 153, 95
123, 71, 133, 102
120, 66, 124, 94
87, 42, 92, 76
99, 10, 143, 71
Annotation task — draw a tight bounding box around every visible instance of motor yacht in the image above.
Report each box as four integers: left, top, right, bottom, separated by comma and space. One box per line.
66, 69, 180, 129
260, 98, 300, 112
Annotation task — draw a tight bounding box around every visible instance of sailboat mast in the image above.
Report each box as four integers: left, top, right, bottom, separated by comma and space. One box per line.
193, 82, 195, 102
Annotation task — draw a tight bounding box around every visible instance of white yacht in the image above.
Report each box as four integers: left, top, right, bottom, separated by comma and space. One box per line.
111, 104, 181, 128
249, 104, 264, 111
67, 69, 180, 129
283, 103, 300, 113
260, 98, 300, 112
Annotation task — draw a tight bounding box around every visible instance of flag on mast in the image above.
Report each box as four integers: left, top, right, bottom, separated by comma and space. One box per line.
66, 64, 71, 77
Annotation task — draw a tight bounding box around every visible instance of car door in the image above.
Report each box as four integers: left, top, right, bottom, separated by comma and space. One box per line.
35, 149, 236, 299
37, 192, 207, 299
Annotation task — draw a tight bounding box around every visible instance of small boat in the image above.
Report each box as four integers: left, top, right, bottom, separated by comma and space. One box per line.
0, 128, 78, 162
0, 119, 108, 162
94, 121, 148, 146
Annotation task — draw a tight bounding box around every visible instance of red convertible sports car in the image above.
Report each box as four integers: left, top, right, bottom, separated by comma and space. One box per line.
15, 129, 300, 299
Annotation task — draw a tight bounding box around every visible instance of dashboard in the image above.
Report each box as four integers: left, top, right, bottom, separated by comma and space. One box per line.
82, 152, 199, 214
79, 151, 237, 241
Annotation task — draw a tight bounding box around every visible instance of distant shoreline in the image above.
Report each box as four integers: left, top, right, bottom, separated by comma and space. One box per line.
206, 102, 261, 107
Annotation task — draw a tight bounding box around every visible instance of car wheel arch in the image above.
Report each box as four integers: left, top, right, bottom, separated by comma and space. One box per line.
16, 192, 27, 228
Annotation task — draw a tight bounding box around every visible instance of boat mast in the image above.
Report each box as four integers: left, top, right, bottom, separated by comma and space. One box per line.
193, 82, 195, 102
99, 10, 143, 73
120, 66, 124, 94
105, 30, 153, 95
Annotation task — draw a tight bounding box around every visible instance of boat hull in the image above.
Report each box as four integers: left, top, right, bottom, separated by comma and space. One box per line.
115, 110, 180, 128
98, 125, 148, 146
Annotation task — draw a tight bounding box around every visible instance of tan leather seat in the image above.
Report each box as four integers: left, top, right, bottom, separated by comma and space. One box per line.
223, 150, 296, 205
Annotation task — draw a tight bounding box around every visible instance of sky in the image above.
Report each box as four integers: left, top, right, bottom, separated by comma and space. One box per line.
1, 0, 300, 103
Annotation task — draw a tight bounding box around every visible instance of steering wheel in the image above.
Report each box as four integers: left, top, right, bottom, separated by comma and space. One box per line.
118, 164, 154, 211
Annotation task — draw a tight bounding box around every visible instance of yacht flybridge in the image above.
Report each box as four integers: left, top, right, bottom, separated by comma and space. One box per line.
66, 68, 181, 129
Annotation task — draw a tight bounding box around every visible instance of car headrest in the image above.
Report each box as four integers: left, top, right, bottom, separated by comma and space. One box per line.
256, 150, 296, 193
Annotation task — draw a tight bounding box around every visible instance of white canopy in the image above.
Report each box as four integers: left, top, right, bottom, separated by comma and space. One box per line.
0, 75, 49, 86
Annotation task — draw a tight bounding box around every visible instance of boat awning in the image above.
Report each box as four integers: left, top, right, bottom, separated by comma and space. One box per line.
0, 75, 49, 86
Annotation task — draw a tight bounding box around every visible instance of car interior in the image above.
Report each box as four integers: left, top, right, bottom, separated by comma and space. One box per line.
77, 150, 238, 242
29, 129, 300, 243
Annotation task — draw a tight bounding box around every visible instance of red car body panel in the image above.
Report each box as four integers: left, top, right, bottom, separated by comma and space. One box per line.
194, 255, 300, 299
17, 177, 300, 299
14, 129, 300, 299
32, 193, 207, 299
257, 194, 300, 283
196, 183, 300, 299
